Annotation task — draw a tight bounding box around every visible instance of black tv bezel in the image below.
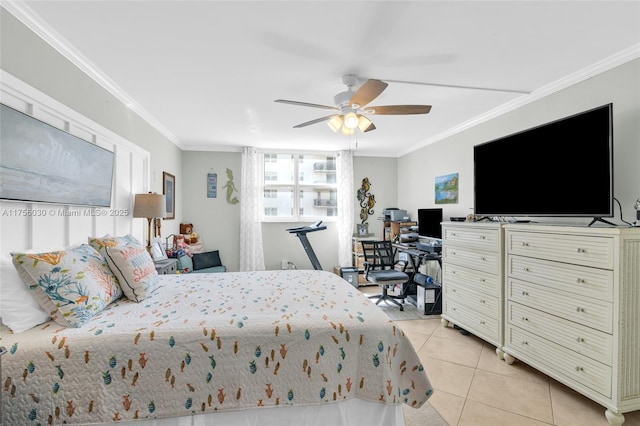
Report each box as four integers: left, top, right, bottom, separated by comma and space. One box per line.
417, 208, 443, 240
473, 103, 614, 218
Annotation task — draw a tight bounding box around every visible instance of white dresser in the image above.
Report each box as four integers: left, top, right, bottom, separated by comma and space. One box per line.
441, 222, 505, 358
503, 224, 640, 426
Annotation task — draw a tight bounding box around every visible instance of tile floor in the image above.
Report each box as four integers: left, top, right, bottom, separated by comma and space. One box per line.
395, 317, 640, 426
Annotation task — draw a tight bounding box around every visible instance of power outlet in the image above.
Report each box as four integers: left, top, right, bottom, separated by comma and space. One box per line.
281, 259, 288, 270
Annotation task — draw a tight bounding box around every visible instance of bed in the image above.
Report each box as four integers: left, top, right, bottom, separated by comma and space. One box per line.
1, 254, 432, 425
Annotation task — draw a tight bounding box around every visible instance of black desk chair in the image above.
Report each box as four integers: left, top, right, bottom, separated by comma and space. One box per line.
361, 240, 410, 311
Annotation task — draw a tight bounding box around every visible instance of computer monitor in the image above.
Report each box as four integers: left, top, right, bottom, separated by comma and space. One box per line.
418, 208, 443, 240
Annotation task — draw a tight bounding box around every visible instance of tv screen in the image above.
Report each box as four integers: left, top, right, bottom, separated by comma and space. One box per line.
474, 103, 613, 218
418, 208, 443, 239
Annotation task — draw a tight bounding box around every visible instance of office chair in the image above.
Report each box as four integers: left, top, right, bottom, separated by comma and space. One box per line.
361, 240, 410, 311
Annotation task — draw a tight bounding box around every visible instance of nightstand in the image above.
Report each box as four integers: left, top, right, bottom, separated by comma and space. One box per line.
154, 258, 178, 275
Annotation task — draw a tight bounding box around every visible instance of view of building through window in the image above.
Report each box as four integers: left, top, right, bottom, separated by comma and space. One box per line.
263, 153, 337, 220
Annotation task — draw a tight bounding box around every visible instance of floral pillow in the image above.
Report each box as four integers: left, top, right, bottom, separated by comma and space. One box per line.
103, 239, 160, 302
88, 234, 139, 257
11, 244, 123, 328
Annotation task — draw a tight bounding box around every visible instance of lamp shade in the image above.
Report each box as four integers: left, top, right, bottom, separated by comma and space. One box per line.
133, 192, 166, 219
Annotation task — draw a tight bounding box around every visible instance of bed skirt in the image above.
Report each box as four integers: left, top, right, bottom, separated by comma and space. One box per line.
114, 399, 404, 426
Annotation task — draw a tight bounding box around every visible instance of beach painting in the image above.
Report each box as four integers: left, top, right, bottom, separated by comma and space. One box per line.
0, 104, 114, 207
435, 173, 458, 204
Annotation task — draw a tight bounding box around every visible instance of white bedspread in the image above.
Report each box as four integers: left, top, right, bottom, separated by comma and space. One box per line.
1, 270, 432, 424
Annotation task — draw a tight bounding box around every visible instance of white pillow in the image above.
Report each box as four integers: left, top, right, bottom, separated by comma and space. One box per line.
1, 252, 51, 333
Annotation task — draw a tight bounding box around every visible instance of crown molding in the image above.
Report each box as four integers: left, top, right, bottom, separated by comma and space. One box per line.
398, 43, 640, 157
2, 1, 183, 149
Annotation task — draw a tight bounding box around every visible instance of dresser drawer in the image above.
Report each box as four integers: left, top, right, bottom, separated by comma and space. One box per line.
507, 278, 613, 334
443, 299, 499, 343
445, 281, 499, 319
506, 325, 612, 398
507, 302, 612, 365
506, 231, 614, 269
442, 246, 499, 274
443, 263, 500, 296
507, 255, 613, 302
443, 226, 500, 251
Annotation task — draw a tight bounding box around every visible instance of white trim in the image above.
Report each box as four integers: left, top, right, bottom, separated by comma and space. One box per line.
397, 43, 640, 157
1, 1, 182, 149
1, 70, 149, 158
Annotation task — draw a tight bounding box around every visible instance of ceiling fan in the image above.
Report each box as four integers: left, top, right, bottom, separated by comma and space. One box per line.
274, 74, 432, 135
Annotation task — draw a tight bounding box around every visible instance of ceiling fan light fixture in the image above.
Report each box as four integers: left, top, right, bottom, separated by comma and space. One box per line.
344, 111, 359, 129
341, 126, 355, 136
327, 116, 343, 132
357, 115, 373, 132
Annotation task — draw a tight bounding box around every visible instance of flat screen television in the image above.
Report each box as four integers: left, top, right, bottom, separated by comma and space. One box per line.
418, 208, 443, 240
473, 103, 613, 219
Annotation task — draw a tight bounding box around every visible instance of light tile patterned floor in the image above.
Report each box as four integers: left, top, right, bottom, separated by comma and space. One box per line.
395, 318, 640, 426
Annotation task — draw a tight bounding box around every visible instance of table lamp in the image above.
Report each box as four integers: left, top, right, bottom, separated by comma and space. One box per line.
133, 192, 166, 254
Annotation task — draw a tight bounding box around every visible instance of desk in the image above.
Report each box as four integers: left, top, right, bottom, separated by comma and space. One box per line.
394, 246, 442, 314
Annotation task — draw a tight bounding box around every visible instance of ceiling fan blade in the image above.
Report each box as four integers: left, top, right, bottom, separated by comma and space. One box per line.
349, 79, 388, 108
274, 99, 339, 110
367, 105, 432, 115
293, 115, 339, 128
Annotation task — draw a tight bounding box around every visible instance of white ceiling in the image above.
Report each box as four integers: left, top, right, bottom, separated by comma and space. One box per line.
8, 1, 640, 156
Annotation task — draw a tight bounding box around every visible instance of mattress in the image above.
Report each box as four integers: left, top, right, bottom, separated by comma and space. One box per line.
1, 269, 432, 424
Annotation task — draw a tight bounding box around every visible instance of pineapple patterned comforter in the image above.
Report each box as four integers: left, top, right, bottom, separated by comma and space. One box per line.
1, 270, 432, 424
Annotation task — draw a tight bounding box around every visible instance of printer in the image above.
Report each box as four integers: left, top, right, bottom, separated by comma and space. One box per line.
383, 208, 407, 222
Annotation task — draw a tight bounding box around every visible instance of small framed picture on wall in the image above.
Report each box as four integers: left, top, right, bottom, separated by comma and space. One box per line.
163, 172, 175, 220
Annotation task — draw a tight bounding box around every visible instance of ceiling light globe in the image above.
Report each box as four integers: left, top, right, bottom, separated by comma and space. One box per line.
344, 112, 359, 129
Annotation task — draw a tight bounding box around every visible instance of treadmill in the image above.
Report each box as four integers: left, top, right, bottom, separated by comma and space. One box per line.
286, 220, 327, 270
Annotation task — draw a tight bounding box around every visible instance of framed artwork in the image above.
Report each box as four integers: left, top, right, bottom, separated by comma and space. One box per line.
207, 172, 217, 198
150, 240, 168, 261
0, 104, 115, 207
357, 223, 369, 237
435, 173, 459, 204
163, 172, 175, 219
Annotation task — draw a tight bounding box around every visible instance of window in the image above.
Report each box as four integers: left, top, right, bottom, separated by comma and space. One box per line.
262, 153, 338, 221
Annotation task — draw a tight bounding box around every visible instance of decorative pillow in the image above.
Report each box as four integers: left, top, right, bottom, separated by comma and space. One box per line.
89, 234, 140, 257
176, 255, 193, 272
192, 250, 222, 270
1, 253, 51, 332
11, 245, 123, 328
103, 240, 160, 302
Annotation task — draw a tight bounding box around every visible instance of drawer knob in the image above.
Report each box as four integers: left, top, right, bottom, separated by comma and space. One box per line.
480, 299, 485, 304
481, 257, 486, 261
522, 341, 528, 345
521, 242, 529, 247
480, 236, 486, 240
576, 307, 585, 313
521, 317, 529, 322
576, 337, 585, 343
576, 248, 586, 253
479, 320, 485, 325
576, 366, 584, 372
576, 278, 585, 284
480, 278, 486, 283
523, 267, 530, 272
521, 291, 529, 296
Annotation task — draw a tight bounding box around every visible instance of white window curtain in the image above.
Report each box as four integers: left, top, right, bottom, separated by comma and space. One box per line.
336, 150, 354, 267
239, 146, 265, 271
